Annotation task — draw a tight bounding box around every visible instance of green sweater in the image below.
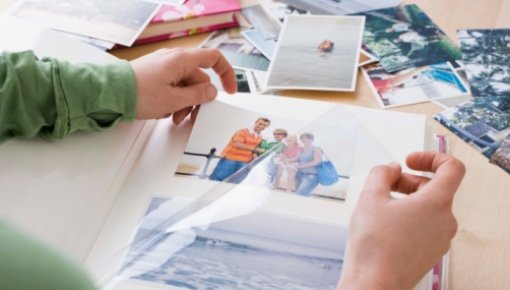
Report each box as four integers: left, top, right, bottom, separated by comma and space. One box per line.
0, 51, 138, 290
0, 50, 136, 143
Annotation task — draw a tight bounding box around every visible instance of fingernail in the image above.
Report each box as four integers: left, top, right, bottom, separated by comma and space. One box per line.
388, 162, 400, 168
207, 85, 217, 99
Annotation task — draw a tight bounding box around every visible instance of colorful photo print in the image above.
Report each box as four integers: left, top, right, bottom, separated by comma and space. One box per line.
8, 0, 159, 46
201, 28, 270, 71
358, 4, 461, 73
266, 15, 364, 91
175, 101, 363, 201
120, 197, 346, 290
434, 97, 510, 174
457, 29, 510, 99
363, 62, 468, 108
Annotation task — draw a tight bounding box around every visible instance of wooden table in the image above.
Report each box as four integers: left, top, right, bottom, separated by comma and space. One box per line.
3, 0, 510, 289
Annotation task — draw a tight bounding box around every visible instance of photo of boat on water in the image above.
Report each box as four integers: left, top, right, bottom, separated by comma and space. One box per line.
265, 15, 365, 91
119, 197, 346, 290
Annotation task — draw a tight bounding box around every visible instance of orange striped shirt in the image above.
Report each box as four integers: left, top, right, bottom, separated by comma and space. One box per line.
221, 128, 263, 162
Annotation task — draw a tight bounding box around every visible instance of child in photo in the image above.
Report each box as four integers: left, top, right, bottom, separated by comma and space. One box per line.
272, 135, 303, 191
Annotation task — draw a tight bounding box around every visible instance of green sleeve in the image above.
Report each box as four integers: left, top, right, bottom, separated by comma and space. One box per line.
0, 50, 137, 143
0, 222, 97, 290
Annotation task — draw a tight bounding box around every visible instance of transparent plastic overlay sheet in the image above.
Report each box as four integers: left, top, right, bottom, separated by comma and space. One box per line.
103, 101, 404, 290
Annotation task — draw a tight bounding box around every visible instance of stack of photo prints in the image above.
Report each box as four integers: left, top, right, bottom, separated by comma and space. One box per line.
434, 29, 510, 174
355, 5, 509, 174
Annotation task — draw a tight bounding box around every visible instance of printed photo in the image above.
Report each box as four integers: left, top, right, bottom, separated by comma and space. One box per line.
434, 97, 510, 174
143, 0, 185, 5
358, 4, 461, 73
363, 62, 469, 108
240, 5, 281, 60
205, 68, 255, 94
261, 1, 310, 23
457, 29, 510, 99
201, 28, 270, 71
175, 101, 363, 201
266, 15, 365, 91
7, 0, 159, 46
242, 28, 277, 60
433, 94, 472, 109
358, 50, 378, 67
119, 197, 346, 290
241, 4, 281, 38
276, 0, 401, 15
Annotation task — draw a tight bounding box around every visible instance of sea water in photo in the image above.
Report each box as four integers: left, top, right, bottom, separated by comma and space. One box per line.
267, 16, 363, 90
120, 198, 346, 290
125, 229, 343, 290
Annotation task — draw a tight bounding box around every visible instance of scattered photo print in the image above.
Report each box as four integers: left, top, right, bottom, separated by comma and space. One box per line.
266, 15, 364, 91
8, 0, 159, 46
358, 49, 378, 67
434, 97, 510, 174
260, 1, 310, 23
241, 4, 281, 37
276, 0, 402, 15
120, 197, 346, 290
433, 94, 472, 109
358, 4, 461, 73
201, 28, 270, 71
175, 101, 364, 201
143, 0, 185, 5
457, 29, 510, 99
204, 68, 255, 94
242, 28, 278, 60
363, 62, 468, 108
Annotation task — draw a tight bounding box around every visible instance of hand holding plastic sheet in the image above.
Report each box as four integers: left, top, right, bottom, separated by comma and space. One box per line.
108, 95, 428, 290
89, 93, 437, 290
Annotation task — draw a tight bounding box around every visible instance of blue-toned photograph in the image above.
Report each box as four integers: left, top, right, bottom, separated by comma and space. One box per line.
364, 62, 469, 108
120, 197, 346, 290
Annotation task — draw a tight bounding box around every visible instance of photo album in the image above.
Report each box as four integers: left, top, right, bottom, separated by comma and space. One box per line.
1, 11, 445, 290
78, 93, 440, 290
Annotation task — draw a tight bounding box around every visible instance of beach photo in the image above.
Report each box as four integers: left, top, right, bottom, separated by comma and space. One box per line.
434, 97, 510, 173
363, 62, 469, 108
458, 29, 510, 99
8, 0, 159, 46
358, 4, 461, 73
201, 28, 270, 71
265, 15, 365, 91
174, 100, 362, 201
120, 197, 346, 290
